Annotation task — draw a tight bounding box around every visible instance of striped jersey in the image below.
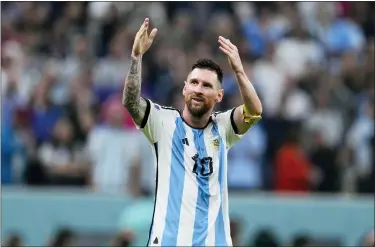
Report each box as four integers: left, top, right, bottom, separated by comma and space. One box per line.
136, 98, 257, 247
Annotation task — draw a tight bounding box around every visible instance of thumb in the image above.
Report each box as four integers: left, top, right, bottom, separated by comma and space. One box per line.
149, 28, 158, 43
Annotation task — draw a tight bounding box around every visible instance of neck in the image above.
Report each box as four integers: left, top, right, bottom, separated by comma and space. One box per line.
182, 106, 212, 129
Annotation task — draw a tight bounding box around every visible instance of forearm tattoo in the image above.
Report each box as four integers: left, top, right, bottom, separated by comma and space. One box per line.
123, 58, 142, 118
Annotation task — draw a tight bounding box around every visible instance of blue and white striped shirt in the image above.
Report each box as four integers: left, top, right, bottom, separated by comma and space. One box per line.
136, 98, 258, 246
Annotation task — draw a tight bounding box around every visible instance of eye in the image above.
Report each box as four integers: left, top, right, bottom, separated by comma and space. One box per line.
191, 80, 198, 85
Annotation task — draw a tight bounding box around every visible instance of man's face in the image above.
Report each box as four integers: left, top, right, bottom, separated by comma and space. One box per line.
183, 68, 223, 118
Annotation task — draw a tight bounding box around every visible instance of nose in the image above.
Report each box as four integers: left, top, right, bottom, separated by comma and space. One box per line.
193, 84, 204, 95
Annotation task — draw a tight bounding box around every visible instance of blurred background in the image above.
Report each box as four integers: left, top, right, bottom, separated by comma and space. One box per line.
1, 1, 374, 247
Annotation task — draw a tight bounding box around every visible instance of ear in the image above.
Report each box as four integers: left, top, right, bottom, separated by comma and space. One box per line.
216, 88, 224, 103
183, 81, 187, 96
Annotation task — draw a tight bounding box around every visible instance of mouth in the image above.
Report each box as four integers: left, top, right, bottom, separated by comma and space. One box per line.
191, 97, 204, 103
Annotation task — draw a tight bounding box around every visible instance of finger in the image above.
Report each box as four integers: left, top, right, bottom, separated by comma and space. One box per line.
149, 28, 158, 42
219, 36, 237, 50
138, 18, 148, 32
219, 46, 231, 56
218, 39, 233, 52
226, 39, 237, 51
218, 38, 234, 51
137, 18, 149, 36
144, 18, 149, 31
140, 19, 150, 35
219, 36, 231, 45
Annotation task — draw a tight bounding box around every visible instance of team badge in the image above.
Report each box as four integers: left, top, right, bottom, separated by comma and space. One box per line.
211, 138, 220, 150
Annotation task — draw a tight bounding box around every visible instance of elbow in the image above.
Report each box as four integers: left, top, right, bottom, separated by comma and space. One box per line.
253, 102, 263, 116
256, 98, 263, 115
245, 96, 263, 116
248, 108, 262, 117
254, 107, 262, 116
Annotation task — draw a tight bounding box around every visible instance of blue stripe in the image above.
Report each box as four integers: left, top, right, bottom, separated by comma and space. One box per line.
192, 129, 210, 246
162, 117, 186, 246
212, 124, 227, 246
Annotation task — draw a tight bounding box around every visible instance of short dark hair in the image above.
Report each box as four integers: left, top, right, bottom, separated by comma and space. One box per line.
191, 58, 223, 84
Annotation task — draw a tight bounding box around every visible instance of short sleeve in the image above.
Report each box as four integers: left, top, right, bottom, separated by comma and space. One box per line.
134, 98, 166, 143
215, 107, 260, 149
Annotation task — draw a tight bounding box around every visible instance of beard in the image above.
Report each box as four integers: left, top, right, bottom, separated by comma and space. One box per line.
186, 96, 212, 118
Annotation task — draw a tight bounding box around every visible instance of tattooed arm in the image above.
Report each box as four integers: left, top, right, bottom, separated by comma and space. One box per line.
122, 56, 148, 126
123, 18, 157, 127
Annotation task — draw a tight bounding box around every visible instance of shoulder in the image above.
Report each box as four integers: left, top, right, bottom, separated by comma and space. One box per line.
212, 108, 240, 136
212, 108, 236, 123
145, 98, 180, 117
213, 107, 236, 116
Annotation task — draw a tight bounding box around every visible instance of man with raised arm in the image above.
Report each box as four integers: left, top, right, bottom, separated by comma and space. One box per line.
123, 18, 262, 247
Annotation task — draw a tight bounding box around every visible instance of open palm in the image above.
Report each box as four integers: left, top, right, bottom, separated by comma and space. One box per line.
218, 36, 244, 73
132, 18, 158, 58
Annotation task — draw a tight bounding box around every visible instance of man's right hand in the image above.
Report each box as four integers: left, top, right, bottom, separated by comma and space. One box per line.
132, 18, 157, 59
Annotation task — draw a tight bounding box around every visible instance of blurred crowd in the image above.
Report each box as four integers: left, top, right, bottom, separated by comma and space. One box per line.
1, 2, 374, 195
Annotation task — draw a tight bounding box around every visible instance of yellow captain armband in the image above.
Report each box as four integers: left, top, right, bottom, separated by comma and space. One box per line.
241, 104, 262, 126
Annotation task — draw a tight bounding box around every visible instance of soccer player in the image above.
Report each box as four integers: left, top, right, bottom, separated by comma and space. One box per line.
123, 18, 263, 247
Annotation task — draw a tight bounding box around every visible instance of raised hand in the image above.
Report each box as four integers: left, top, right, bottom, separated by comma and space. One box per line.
218, 36, 244, 74
132, 18, 158, 59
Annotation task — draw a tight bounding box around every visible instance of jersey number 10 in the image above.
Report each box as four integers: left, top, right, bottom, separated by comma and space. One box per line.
192, 154, 213, 176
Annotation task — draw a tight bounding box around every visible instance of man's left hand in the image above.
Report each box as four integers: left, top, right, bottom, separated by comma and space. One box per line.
218, 36, 244, 74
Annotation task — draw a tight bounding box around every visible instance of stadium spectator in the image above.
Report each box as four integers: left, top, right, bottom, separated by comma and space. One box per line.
111, 231, 134, 247
48, 228, 76, 247
360, 229, 375, 247
230, 218, 242, 246
30, 80, 64, 146
291, 233, 312, 247
3, 232, 23, 247
249, 228, 280, 247
86, 99, 142, 195
274, 125, 316, 193
37, 116, 89, 185
227, 92, 267, 189
308, 130, 341, 192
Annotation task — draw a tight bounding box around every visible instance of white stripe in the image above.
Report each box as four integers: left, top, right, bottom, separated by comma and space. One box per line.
177, 126, 198, 246
150, 121, 175, 246
204, 126, 221, 246
222, 150, 232, 246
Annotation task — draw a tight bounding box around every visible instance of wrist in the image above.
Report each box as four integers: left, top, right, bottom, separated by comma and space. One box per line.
131, 53, 142, 60
234, 68, 245, 76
